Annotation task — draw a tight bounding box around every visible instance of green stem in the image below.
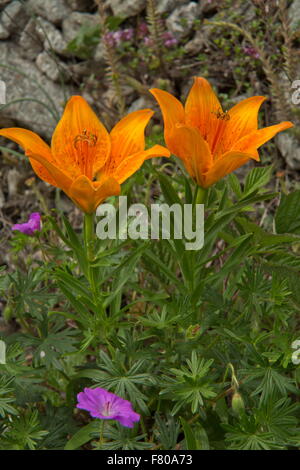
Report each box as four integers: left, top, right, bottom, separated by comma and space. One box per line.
99, 420, 105, 448
195, 185, 207, 205
84, 213, 97, 298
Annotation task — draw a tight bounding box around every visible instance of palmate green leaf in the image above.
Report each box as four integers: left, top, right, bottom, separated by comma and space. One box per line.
224, 422, 283, 450
154, 414, 180, 450
275, 190, 300, 234
0, 410, 48, 450
142, 244, 185, 293
0, 376, 18, 417
98, 424, 152, 450
160, 353, 216, 415
255, 398, 300, 444
38, 405, 78, 450
103, 242, 149, 309
88, 351, 155, 414
8, 269, 54, 319
241, 365, 298, 405
20, 327, 79, 369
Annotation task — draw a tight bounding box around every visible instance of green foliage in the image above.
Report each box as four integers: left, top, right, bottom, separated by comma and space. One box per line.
67, 24, 101, 59
1, 0, 300, 446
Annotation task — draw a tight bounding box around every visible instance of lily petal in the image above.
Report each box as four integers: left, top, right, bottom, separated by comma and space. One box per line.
169, 124, 212, 187
109, 109, 154, 165
68, 175, 121, 214
112, 144, 170, 184
51, 96, 111, 180
203, 151, 256, 188
150, 88, 185, 131
219, 96, 267, 155
0, 127, 57, 186
184, 77, 222, 148
28, 152, 73, 193
231, 121, 294, 154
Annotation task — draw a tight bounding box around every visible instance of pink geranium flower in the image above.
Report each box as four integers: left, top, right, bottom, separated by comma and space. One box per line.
76, 387, 140, 428
12, 212, 41, 235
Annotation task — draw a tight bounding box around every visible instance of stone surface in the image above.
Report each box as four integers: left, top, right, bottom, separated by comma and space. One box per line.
65, 0, 93, 11
62, 12, 99, 44
0, 23, 9, 40
36, 51, 69, 82
166, 2, 200, 39
7, 168, 21, 197
184, 26, 211, 55
289, 0, 300, 31
35, 17, 68, 55
0, 42, 70, 138
93, 41, 106, 65
127, 96, 148, 113
27, 0, 71, 25
18, 19, 43, 61
157, 0, 189, 15
107, 0, 146, 19
277, 133, 300, 170
0, 1, 28, 38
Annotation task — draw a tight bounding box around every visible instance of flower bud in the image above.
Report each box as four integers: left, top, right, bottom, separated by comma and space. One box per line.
232, 392, 245, 416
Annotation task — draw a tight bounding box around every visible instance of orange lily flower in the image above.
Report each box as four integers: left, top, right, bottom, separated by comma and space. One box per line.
150, 78, 293, 188
0, 96, 170, 213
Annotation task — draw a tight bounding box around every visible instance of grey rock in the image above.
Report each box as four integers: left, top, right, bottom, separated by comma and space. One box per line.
289, 0, 300, 31
0, 1, 28, 37
18, 19, 43, 61
0, 187, 4, 209
157, 0, 189, 15
166, 2, 200, 39
68, 60, 106, 82
0, 42, 70, 138
7, 168, 21, 197
0, 0, 11, 7
27, 0, 71, 25
184, 26, 211, 55
35, 17, 68, 55
127, 97, 148, 113
36, 51, 69, 83
65, 0, 93, 11
198, 0, 219, 14
62, 12, 99, 44
0, 23, 9, 40
277, 132, 300, 170
107, 0, 146, 19
93, 41, 106, 65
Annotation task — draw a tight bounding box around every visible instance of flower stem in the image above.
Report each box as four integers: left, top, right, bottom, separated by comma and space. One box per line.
99, 420, 105, 449
195, 185, 207, 205
84, 213, 97, 298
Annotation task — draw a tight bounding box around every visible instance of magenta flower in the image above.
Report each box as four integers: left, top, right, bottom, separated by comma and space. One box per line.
162, 32, 178, 48
243, 46, 260, 59
103, 31, 116, 47
137, 22, 148, 38
121, 28, 134, 41
12, 212, 41, 235
76, 387, 140, 428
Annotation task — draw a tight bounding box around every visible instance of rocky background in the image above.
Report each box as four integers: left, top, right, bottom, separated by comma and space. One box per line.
0, 0, 300, 246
